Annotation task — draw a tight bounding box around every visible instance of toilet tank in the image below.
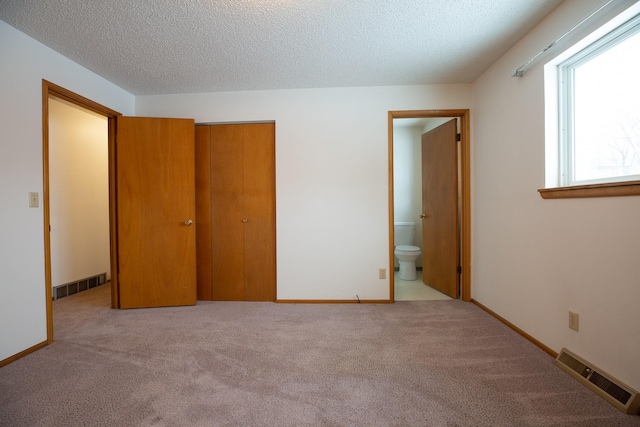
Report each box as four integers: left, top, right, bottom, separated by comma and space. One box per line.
394, 222, 415, 246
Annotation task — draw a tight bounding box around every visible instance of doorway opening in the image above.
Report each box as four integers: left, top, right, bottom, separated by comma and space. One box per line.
388, 110, 471, 303
48, 97, 109, 301
42, 80, 121, 343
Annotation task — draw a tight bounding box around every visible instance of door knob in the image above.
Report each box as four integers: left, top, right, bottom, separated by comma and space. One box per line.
420, 214, 427, 219
242, 219, 248, 223
184, 219, 193, 226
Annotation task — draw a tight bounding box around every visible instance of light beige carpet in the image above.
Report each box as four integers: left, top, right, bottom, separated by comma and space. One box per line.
1, 284, 639, 426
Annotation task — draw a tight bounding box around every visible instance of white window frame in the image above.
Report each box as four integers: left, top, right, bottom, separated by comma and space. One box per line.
558, 13, 640, 187
540, 3, 640, 198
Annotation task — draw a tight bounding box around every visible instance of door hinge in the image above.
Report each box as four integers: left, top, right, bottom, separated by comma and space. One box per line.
457, 265, 462, 274
456, 133, 461, 142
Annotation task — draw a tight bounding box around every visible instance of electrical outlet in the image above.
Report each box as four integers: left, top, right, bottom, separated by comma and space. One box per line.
378, 268, 386, 279
569, 311, 579, 331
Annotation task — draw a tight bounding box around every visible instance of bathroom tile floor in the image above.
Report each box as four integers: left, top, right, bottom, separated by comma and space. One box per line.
394, 271, 453, 301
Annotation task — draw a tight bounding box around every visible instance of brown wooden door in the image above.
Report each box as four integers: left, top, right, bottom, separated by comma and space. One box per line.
196, 123, 276, 301
243, 123, 276, 301
210, 124, 246, 301
116, 117, 197, 308
194, 126, 214, 301
421, 119, 459, 299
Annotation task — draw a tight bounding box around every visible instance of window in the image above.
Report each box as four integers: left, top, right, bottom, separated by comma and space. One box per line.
558, 14, 640, 187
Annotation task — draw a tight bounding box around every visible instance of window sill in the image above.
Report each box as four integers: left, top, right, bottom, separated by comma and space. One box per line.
538, 180, 640, 199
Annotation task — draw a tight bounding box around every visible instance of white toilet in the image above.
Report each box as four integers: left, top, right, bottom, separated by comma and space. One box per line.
394, 222, 421, 281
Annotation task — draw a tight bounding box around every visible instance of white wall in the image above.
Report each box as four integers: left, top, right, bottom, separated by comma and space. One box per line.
393, 124, 424, 261
49, 98, 110, 287
137, 85, 471, 300
0, 20, 134, 361
471, 0, 640, 390
11, 0, 638, 395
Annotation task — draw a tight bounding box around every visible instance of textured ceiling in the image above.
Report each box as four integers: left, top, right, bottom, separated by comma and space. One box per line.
0, 0, 564, 95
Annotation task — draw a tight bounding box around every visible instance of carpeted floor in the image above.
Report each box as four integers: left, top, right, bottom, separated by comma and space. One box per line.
1, 284, 639, 426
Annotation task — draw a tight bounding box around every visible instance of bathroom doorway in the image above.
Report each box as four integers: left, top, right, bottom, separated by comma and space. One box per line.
388, 110, 470, 303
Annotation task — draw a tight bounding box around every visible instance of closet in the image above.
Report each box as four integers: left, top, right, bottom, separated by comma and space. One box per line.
195, 123, 276, 301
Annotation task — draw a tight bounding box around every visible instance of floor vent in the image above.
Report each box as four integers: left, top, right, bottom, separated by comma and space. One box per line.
555, 348, 640, 415
53, 273, 107, 300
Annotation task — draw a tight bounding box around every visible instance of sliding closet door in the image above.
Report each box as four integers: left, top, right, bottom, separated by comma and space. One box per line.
195, 123, 276, 301
210, 124, 246, 300
243, 123, 276, 301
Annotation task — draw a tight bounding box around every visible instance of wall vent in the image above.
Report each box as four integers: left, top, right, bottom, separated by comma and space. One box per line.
53, 272, 107, 300
555, 348, 640, 415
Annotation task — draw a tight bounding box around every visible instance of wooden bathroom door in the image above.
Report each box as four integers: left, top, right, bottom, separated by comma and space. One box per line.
421, 119, 459, 299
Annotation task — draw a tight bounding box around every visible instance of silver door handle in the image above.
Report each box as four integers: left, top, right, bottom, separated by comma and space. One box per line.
184, 219, 193, 226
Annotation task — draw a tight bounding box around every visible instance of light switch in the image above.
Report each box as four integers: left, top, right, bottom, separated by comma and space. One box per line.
29, 192, 39, 208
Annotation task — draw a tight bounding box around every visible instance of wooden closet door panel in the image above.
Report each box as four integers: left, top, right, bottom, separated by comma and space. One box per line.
210, 124, 246, 300
195, 126, 213, 300
243, 123, 276, 301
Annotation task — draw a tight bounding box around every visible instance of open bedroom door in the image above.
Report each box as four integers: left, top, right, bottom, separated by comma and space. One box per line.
421, 119, 459, 299
115, 117, 197, 309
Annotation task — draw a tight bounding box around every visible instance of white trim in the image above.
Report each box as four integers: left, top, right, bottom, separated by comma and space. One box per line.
548, 8, 640, 187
